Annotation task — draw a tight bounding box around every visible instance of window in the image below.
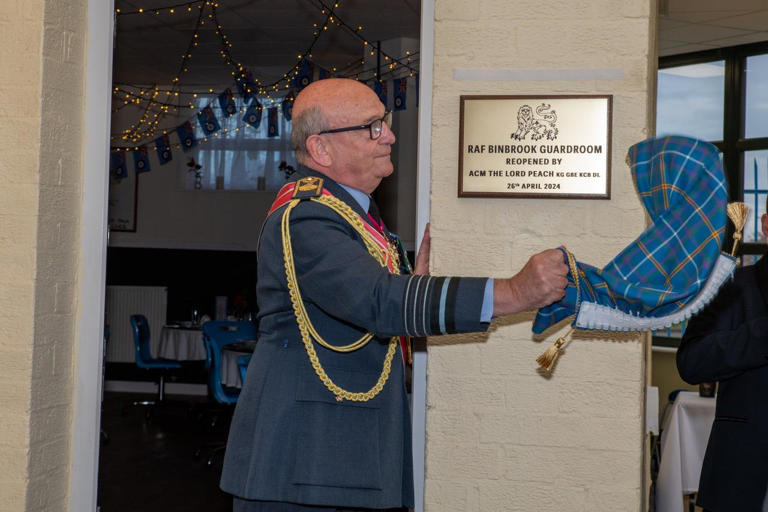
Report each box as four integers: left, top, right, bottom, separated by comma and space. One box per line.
654, 42, 768, 343
657, 61, 725, 141
183, 99, 297, 191
658, 42, 768, 259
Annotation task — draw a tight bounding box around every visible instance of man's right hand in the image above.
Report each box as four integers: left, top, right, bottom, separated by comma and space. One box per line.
493, 248, 569, 316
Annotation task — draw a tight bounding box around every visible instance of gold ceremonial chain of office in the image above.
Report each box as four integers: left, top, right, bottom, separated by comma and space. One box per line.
281, 194, 400, 402
535, 250, 580, 373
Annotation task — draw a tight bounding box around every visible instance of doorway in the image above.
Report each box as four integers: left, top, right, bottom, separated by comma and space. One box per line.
72, 0, 433, 510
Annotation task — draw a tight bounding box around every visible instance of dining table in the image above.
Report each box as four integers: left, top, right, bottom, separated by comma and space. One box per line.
158, 325, 255, 388
158, 325, 206, 361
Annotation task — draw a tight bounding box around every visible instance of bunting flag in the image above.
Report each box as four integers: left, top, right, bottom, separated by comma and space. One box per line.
415, 73, 419, 107
393, 78, 407, 111
154, 134, 172, 165
318, 66, 331, 80
267, 107, 279, 137
110, 151, 127, 180
374, 80, 387, 108
218, 88, 237, 117
176, 121, 198, 152
293, 58, 314, 91
197, 105, 221, 135
282, 91, 295, 122
133, 145, 151, 174
236, 70, 256, 103
243, 100, 263, 129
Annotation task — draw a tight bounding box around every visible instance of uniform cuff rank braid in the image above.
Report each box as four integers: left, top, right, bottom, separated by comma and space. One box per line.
402, 275, 461, 336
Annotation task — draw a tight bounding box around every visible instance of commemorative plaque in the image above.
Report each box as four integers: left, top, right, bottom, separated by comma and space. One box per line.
458, 95, 612, 198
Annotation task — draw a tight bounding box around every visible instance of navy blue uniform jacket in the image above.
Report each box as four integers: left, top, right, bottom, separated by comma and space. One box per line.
677, 254, 768, 511
220, 169, 489, 509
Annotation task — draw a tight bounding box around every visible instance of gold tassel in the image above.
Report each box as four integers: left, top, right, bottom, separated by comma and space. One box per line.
727, 202, 750, 257
536, 329, 572, 373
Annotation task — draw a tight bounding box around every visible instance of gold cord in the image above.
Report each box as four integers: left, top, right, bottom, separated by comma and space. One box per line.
281, 195, 400, 402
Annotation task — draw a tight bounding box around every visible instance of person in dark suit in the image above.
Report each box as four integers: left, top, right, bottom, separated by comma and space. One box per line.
676, 202, 768, 512
220, 78, 569, 512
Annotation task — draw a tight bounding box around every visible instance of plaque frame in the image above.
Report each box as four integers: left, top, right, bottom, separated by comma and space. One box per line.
458, 94, 612, 199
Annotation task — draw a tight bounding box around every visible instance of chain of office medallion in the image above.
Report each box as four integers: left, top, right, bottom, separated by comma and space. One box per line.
281, 196, 399, 402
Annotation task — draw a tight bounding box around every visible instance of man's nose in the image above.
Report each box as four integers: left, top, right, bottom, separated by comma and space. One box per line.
380, 121, 396, 144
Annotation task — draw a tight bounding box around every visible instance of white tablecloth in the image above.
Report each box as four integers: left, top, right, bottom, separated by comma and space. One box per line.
222, 348, 246, 388
158, 327, 206, 360
656, 391, 716, 512
159, 326, 251, 388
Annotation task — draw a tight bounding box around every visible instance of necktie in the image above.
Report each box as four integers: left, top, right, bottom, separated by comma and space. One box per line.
367, 198, 385, 234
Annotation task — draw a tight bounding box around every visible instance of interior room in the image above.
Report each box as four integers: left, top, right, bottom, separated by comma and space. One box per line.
2, 0, 767, 511
101, 1, 768, 511
99, 1, 421, 510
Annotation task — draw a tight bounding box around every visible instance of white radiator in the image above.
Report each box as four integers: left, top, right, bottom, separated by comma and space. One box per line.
105, 285, 167, 362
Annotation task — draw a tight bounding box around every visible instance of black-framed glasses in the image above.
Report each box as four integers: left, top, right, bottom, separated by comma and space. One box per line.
318, 110, 392, 140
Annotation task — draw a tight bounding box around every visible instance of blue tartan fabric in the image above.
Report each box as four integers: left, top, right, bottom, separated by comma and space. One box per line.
533, 135, 729, 334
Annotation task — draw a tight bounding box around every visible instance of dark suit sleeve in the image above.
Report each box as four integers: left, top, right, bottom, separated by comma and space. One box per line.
676, 271, 768, 384
285, 200, 488, 338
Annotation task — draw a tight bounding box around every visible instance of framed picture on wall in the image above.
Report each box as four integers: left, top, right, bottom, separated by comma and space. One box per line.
108, 160, 138, 232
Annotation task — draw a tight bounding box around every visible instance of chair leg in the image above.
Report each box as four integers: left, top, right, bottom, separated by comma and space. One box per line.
158, 374, 165, 402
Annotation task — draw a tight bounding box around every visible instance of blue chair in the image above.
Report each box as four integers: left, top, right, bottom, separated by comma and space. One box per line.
201, 321, 256, 405
237, 354, 252, 385
196, 321, 255, 467
130, 314, 181, 405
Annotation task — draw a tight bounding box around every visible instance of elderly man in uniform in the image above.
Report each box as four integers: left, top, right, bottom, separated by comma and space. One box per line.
220, 78, 568, 512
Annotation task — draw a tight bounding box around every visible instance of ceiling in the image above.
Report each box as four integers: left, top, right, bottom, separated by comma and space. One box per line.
658, 0, 768, 56
113, 0, 420, 88
112, 0, 768, 88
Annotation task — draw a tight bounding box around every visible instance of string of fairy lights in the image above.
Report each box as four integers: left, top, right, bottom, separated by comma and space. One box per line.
111, 0, 420, 152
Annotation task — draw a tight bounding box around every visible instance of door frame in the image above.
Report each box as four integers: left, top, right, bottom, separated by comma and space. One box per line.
69, 0, 114, 510
68, 1, 434, 508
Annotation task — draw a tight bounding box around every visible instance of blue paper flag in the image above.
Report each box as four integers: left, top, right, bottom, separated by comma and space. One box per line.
197, 105, 221, 135
243, 100, 263, 129
415, 73, 419, 107
154, 134, 172, 165
218, 88, 237, 117
110, 151, 127, 180
374, 80, 387, 108
282, 91, 294, 122
133, 145, 151, 174
236, 70, 256, 103
393, 78, 407, 111
176, 121, 197, 152
267, 107, 279, 137
293, 58, 313, 91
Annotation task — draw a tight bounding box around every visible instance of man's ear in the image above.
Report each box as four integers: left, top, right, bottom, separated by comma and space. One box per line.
305, 134, 333, 167
761, 213, 768, 240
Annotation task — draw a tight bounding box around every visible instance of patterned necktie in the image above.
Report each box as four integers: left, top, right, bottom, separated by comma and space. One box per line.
367, 198, 385, 234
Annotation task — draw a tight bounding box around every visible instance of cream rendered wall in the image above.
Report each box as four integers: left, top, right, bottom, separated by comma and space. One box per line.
0, 0, 87, 510
425, 1, 655, 511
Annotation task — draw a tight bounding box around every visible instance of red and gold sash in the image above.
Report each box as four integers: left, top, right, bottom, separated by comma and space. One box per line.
268, 181, 399, 275
269, 179, 410, 364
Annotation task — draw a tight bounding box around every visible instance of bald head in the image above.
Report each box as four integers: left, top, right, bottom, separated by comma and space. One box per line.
293, 78, 379, 125
291, 79, 383, 164
289, 78, 396, 193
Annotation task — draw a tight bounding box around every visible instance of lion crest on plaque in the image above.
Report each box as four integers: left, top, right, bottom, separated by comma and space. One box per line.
510, 103, 558, 141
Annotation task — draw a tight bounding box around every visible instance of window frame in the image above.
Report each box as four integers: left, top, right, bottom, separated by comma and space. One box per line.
659, 40, 768, 257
